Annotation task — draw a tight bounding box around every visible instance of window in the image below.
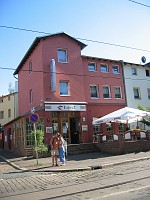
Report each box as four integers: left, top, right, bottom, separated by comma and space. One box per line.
0, 111, 4, 119
29, 89, 33, 103
100, 64, 108, 73
52, 112, 58, 117
8, 109, 11, 118
52, 119, 58, 134
8, 96, 11, 101
0, 97, 3, 103
90, 85, 99, 98
26, 118, 44, 146
132, 68, 137, 75
58, 49, 67, 63
103, 86, 110, 98
114, 87, 122, 99
133, 88, 140, 99
106, 123, 112, 131
29, 60, 32, 74
118, 123, 125, 131
146, 69, 150, 77
147, 88, 150, 99
88, 62, 96, 71
60, 81, 69, 95
112, 65, 119, 74
93, 125, 101, 134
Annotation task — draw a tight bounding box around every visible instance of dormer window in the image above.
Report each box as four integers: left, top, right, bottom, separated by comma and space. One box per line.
58, 49, 67, 63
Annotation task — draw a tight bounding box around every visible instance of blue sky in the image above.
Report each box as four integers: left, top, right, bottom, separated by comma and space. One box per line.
0, 0, 150, 96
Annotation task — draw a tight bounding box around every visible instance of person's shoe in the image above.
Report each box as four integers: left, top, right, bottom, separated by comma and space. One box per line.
60, 163, 65, 166
55, 164, 59, 167
51, 164, 54, 167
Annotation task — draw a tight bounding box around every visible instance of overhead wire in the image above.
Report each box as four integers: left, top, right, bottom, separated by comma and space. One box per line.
0, 25, 150, 52
0, 66, 150, 82
128, 0, 150, 8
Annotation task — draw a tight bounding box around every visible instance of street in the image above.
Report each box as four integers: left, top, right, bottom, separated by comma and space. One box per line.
0, 157, 150, 200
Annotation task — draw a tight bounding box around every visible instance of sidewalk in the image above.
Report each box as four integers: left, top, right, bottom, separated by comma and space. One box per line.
0, 149, 150, 172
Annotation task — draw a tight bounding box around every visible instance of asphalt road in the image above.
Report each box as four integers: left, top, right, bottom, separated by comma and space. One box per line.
0, 158, 150, 200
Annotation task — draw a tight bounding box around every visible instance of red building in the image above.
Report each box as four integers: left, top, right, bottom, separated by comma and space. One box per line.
4, 33, 126, 155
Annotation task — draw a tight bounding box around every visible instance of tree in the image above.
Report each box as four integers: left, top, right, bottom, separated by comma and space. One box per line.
138, 104, 150, 126
30, 130, 44, 146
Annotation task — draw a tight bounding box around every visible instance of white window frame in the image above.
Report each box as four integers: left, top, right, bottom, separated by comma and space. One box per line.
103, 85, 111, 99
90, 85, 99, 98
57, 49, 67, 63
114, 86, 122, 99
88, 62, 96, 71
59, 81, 69, 96
100, 64, 108, 73
112, 65, 119, 74
131, 67, 137, 75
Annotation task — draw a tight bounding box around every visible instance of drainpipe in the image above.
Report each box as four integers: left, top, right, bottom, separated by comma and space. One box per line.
120, 60, 127, 106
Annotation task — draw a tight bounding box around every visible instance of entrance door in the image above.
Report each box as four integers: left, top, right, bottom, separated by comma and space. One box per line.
70, 118, 79, 144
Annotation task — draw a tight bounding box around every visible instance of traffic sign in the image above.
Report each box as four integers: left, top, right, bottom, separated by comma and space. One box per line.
29, 113, 39, 123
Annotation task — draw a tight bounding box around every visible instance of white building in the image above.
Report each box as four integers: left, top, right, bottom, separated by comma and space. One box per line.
123, 62, 150, 130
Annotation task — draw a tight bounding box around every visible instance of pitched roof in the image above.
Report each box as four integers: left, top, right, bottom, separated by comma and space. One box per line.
14, 32, 87, 75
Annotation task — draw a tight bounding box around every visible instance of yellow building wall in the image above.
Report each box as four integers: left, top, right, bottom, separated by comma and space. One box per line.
0, 93, 18, 126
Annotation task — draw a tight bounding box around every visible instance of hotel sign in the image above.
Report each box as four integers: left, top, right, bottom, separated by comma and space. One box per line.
45, 104, 86, 111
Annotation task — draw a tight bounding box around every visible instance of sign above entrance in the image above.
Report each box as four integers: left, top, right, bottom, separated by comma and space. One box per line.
45, 104, 86, 111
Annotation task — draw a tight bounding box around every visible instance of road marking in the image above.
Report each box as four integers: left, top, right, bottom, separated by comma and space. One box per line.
102, 185, 150, 198
89, 185, 150, 199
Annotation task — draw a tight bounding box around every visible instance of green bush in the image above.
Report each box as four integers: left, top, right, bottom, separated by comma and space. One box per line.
35, 144, 48, 153
30, 130, 44, 146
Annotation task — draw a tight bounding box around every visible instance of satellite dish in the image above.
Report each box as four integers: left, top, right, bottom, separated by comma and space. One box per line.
141, 56, 146, 63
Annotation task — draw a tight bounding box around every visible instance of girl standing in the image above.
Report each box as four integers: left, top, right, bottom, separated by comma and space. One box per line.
57, 133, 66, 166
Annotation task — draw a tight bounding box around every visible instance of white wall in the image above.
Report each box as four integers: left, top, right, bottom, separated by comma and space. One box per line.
123, 63, 150, 108
123, 63, 150, 130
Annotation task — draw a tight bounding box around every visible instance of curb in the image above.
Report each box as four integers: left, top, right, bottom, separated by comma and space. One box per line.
0, 155, 26, 170
90, 156, 150, 170
1, 155, 150, 173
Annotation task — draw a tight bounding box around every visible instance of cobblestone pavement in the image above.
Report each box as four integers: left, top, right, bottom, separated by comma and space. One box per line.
0, 159, 150, 198
0, 159, 17, 173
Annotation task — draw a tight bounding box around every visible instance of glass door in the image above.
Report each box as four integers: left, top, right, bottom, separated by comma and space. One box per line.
61, 119, 69, 144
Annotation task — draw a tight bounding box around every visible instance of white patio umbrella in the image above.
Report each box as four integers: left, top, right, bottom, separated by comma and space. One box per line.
93, 107, 150, 125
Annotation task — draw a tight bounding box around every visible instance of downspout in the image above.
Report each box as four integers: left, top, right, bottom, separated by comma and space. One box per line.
121, 60, 127, 106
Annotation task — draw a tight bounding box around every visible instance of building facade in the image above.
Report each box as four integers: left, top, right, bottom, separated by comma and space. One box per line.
0, 92, 18, 149
0, 93, 18, 126
3, 33, 127, 155
123, 62, 150, 130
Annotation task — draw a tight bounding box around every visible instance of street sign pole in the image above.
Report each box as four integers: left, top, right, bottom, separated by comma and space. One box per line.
33, 123, 38, 165
29, 109, 39, 166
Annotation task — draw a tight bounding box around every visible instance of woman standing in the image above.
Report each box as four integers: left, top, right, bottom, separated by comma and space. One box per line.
57, 133, 66, 166
50, 133, 59, 167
